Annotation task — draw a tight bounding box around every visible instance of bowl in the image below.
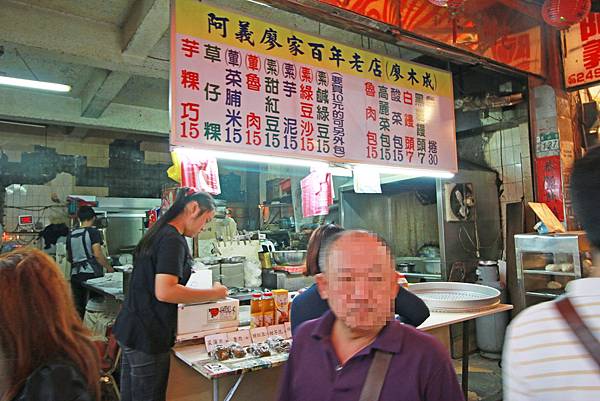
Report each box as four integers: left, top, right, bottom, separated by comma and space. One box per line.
271, 250, 307, 266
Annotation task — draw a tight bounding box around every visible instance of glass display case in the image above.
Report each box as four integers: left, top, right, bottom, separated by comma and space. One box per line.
515, 232, 592, 308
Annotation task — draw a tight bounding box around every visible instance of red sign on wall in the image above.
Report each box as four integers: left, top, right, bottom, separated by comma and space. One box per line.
562, 13, 600, 89
535, 155, 565, 222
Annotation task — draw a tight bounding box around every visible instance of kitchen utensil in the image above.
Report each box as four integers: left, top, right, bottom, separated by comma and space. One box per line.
417, 244, 441, 258
273, 264, 305, 274
477, 260, 499, 282
423, 258, 441, 274
395, 257, 425, 272
222, 255, 246, 264
118, 253, 134, 265
408, 282, 501, 312
200, 256, 222, 265
271, 250, 307, 266
258, 252, 272, 269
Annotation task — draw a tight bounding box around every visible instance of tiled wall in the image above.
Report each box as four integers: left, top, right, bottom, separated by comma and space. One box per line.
482, 122, 534, 204
0, 131, 175, 231
3, 173, 74, 232
457, 110, 534, 256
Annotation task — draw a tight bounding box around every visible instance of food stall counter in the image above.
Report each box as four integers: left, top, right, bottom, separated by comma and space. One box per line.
168, 303, 512, 401
81, 272, 125, 302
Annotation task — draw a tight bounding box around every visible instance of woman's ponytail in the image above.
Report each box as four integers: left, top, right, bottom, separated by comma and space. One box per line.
134, 188, 215, 258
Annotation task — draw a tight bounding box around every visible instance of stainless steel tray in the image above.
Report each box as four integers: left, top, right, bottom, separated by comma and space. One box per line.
408, 282, 501, 312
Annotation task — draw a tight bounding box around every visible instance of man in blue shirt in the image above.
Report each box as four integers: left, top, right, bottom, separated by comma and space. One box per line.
278, 230, 463, 401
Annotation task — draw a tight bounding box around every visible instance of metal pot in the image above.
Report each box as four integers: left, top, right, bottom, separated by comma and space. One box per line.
271, 250, 307, 266
200, 256, 222, 265
222, 256, 246, 264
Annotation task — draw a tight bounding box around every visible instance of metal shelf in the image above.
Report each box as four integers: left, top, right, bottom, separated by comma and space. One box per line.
525, 290, 563, 299
522, 269, 576, 277
265, 203, 293, 208
515, 232, 588, 312
400, 272, 443, 280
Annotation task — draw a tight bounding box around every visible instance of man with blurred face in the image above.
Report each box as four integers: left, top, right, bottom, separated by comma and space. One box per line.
278, 230, 464, 401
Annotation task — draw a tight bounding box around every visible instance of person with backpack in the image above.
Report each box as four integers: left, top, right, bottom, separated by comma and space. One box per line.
67, 206, 113, 318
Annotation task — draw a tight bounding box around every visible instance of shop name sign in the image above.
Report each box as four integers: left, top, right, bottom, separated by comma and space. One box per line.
171, 0, 458, 172
563, 13, 600, 89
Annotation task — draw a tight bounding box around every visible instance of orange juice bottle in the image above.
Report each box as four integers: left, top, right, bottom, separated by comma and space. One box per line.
272, 289, 290, 324
250, 293, 264, 328
261, 291, 275, 327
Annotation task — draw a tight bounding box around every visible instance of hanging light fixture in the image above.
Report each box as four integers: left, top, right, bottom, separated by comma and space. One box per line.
428, 0, 466, 45
542, 0, 591, 29
428, 0, 465, 8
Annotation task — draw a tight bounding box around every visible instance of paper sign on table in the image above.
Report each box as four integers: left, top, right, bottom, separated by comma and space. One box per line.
185, 269, 213, 289
267, 324, 286, 338
227, 329, 252, 346
203, 362, 229, 375
284, 322, 292, 339
528, 202, 565, 233
204, 333, 229, 353
250, 327, 269, 343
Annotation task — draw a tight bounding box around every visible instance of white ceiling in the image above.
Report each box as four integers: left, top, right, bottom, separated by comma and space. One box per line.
0, 0, 426, 138
0, 0, 172, 136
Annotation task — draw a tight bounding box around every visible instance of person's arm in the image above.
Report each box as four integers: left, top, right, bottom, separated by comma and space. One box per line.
154, 235, 227, 304
92, 243, 113, 273
394, 286, 430, 327
88, 228, 113, 273
155, 274, 227, 304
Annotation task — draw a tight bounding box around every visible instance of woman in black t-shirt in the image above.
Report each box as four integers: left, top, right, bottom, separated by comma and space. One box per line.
113, 188, 228, 401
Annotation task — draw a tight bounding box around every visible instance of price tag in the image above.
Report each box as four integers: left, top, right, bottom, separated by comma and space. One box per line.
204, 333, 228, 353
203, 362, 229, 375
227, 329, 252, 346
284, 322, 292, 339
268, 324, 286, 337
250, 327, 268, 343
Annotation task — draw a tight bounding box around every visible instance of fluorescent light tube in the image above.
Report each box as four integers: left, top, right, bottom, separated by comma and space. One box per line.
355, 164, 455, 179
173, 148, 454, 178
174, 147, 328, 169
0, 76, 71, 92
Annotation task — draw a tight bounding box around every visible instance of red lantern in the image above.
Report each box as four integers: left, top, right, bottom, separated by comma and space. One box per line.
428, 0, 464, 8
542, 0, 591, 29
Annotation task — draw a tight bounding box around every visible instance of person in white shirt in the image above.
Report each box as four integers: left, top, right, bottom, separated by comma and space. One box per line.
503, 146, 600, 401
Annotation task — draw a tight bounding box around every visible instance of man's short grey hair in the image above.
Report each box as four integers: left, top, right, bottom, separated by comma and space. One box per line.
318, 230, 393, 273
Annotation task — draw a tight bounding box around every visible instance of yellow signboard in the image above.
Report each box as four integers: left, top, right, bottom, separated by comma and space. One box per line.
170, 0, 457, 173
174, 1, 453, 98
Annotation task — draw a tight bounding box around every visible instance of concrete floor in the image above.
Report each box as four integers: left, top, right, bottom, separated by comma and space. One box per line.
454, 353, 503, 401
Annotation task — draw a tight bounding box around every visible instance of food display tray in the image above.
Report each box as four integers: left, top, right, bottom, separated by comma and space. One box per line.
408, 282, 501, 312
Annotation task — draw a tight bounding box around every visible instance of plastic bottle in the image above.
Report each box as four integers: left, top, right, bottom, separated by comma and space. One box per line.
250, 292, 264, 328
272, 289, 290, 324
261, 291, 275, 327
